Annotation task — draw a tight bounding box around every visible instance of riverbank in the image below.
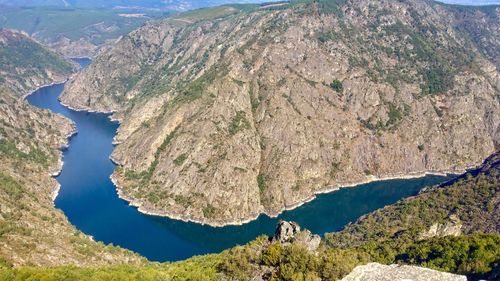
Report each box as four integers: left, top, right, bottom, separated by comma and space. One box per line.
55, 74, 478, 228
23, 80, 78, 204
110, 165, 469, 227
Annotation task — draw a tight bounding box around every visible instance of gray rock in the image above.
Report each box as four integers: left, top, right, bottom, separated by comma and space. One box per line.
272, 221, 321, 251
341, 263, 467, 281
419, 214, 462, 240
273, 220, 300, 243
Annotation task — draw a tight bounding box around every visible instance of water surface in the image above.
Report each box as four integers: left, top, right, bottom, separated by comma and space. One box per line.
26, 58, 453, 261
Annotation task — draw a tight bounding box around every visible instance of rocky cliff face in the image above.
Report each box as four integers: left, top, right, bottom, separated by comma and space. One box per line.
0, 30, 143, 267
61, 0, 500, 226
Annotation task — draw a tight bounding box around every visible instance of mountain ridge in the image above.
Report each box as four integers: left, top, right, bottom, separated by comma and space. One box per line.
61, 0, 499, 226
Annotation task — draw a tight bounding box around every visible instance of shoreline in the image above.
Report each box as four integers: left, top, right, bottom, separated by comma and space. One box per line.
23, 79, 77, 204
110, 166, 468, 228
30, 79, 479, 228
34, 70, 481, 228
22, 79, 68, 100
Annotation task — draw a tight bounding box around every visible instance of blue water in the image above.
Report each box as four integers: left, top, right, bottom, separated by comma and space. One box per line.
26, 58, 454, 262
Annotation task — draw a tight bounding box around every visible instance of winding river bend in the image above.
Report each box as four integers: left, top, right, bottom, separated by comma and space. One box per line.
27, 58, 453, 262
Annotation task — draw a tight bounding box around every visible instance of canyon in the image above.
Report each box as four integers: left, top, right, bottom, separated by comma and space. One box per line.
62, 0, 499, 226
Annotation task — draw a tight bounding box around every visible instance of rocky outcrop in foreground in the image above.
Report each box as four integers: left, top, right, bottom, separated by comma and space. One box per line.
341, 263, 467, 281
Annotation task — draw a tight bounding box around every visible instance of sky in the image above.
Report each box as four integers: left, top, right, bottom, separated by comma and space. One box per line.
1, 0, 499, 8
438, 0, 500, 4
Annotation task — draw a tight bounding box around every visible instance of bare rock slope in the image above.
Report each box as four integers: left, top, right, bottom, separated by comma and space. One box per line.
62, 0, 500, 226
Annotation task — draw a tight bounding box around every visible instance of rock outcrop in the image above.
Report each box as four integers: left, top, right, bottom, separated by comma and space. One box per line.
273, 221, 301, 243
341, 263, 467, 281
61, 1, 500, 226
419, 214, 462, 240
272, 221, 321, 251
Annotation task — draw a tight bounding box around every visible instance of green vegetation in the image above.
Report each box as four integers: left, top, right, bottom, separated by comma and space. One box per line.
173, 153, 188, 166
203, 204, 217, 219
1, 156, 498, 280
398, 234, 500, 278
228, 111, 251, 135
329, 162, 340, 178
0, 139, 51, 166
1, 233, 497, 280
0, 30, 73, 90
124, 127, 179, 182
0, 256, 220, 281
257, 173, 267, 193
386, 103, 402, 126
0, 172, 25, 201
330, 80, 343, 93
0, 6, 163, 46
172, 6, 239, 24
172, 64, 229, 107
421, 68, 454, 95
325, 166, 499, 256
291, 0, 347, 15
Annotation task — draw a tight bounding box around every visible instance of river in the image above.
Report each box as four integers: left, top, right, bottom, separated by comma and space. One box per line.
26, 58, 453, 262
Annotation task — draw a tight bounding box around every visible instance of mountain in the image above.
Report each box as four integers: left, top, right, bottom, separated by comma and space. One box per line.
0, 6, 165, 57
61, 0, 500, 227
0, 29, 142, 267
0, 0, 279, 10
0, 2, 280, 59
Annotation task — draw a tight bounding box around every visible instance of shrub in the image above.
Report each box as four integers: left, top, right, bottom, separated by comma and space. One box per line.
174, 153, 188, 166
257, 173, 267, 193
330, 80, 343, 93
203, 204, 216, 218
262, 243, 283, 266
228, 111, 250, 135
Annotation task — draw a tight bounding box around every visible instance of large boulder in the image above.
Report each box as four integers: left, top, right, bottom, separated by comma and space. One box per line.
341, 263, 467, 281
273, 221, 301, 243
272, 221, 321, 251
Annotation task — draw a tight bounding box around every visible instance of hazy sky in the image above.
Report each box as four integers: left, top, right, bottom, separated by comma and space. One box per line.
438, 0, 500, 4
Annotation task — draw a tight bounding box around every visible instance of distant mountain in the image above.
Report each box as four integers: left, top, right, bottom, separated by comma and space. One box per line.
0, 6, 164, 57
0, 0, 280, 10
0, 1, 282, 57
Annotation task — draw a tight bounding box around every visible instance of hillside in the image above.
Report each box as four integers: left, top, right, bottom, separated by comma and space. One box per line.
0, 29, 74, 95
0, 29, 143, 266
0, 7, 164, 57
60, 0, 500, 226
0, 2, 278, 57
1, 151, 498, 279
